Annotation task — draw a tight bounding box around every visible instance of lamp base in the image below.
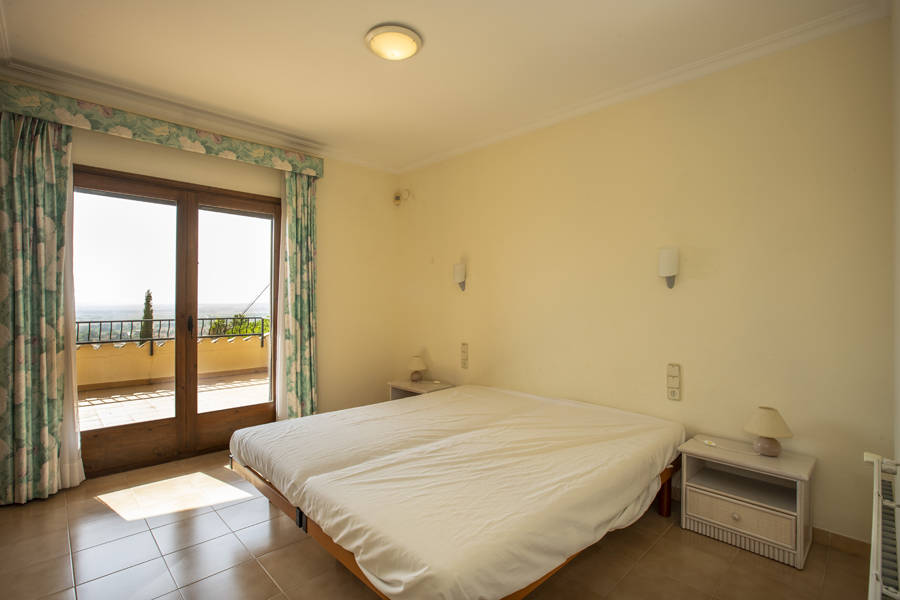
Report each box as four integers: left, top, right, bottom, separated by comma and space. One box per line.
753, 436, 782, 457
410, 370, 423, 382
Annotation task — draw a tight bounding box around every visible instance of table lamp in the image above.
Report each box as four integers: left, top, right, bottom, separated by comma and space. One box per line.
744, 406, 792, 457
408, 355, 427, 382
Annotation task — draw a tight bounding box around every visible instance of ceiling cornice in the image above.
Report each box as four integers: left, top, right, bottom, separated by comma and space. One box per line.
396, 0, 890, 173
0, 0, 888, 174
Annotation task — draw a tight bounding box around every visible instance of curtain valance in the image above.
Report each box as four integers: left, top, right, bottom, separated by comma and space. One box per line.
0, 80, 324, 178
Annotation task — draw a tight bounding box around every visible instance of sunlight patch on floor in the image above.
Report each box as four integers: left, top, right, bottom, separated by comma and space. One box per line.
97, 472, 252, 520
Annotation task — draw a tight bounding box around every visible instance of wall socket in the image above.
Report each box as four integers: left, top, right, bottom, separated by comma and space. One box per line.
667, 363, 681, 401
460, 342, 469, 369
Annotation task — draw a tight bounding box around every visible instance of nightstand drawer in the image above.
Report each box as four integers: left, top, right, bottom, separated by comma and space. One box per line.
685, 487, 796, 549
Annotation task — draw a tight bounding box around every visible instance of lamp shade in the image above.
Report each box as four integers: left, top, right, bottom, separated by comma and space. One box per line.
408, 355, 427, 372
744, 406, 793, 439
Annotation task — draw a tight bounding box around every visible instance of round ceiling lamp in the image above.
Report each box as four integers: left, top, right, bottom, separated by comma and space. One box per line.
365, 24, 422, 61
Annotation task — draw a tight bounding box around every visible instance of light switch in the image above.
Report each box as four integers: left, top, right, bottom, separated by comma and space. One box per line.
667, 363, 681, 401
461, 342, 469, 369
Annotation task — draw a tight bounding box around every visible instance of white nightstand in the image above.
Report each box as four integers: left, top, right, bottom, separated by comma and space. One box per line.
679, 435, 816, 569
388, 380, 454, 401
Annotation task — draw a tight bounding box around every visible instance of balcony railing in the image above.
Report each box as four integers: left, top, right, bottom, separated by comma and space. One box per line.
76, 316, 270, 354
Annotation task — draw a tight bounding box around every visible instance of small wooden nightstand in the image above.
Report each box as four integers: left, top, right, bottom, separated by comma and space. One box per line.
679, 435, 815, 569
388, 380, 454, 401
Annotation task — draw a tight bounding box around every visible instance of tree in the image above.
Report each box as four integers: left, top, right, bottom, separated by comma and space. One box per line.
140, 289, 153, 340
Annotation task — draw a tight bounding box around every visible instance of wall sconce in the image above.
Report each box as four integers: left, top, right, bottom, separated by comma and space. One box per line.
658, 247, 679, 289
453, 262, 467, 291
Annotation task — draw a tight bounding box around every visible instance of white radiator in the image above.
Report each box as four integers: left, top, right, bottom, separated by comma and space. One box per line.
865, 452, 900, 600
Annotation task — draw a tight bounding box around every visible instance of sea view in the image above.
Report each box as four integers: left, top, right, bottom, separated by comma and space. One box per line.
76, 303, 271, 322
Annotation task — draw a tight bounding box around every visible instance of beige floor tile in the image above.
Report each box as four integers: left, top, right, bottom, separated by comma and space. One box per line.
4, 554, 74, 600
283, 564, 381, 600
69, 510, 149, 551
821, 568, 867, 600
718, 543, 826, 599
0, 503, 68, 544
64, 471, 133, 502
258, 539, 337, 591
152, 592, 184, 600
715, 562, 821, 600
146, 505, 214, 529
38, 587, 76, 600
235, 514, 308, 557
73, 530, 161, 584
662, 525, 740, 561
607, 571, 714, 600
212, 479, 262, 510
594, 522, 662, 561
525, 572, 603, 600
216, 496, 281, 531
0, 525, 71, 572
826, 546, 869, 579
151, 511, 230, 554
66, 496, 121, 523
632, 534, 731, 595
180, 559, 280, 600
163, 532, 250, 587
0, 493, 67, 527
630, 505, 677, 537
556, 544, 635, 597
75, 557, 176, 600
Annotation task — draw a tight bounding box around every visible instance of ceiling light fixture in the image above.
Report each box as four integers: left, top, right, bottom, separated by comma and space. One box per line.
365, 24, 422, 61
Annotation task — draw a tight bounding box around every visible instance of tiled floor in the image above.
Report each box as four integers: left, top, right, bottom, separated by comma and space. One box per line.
78, 373, 270, 430
0, 450, 868, 599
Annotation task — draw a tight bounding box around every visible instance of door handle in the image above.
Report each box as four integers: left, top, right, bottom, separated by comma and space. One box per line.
187, 315, 194, 336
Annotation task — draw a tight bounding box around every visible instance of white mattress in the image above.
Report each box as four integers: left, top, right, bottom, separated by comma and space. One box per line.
230, 385, 684, 600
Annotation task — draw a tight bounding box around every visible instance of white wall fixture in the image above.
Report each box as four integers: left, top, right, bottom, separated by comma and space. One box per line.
658, 247, 679, 288
453, 262, 467, 291
365, 24, 423, 61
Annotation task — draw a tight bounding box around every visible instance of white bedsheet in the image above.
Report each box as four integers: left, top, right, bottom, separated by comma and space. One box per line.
230, 385, 684, 600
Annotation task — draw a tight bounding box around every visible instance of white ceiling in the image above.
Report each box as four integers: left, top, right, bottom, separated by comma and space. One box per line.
0, 0, 887, 171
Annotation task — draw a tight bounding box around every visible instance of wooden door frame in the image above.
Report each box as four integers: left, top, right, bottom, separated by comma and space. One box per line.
74, 165, 279, 475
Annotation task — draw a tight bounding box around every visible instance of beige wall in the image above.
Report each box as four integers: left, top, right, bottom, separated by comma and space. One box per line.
72, 130, 405, 412
892, 0, 900, 461
396, 20, 893, 541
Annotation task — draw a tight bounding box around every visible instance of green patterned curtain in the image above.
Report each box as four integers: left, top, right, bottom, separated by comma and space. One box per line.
277, 172, 317, 419
0, 113, 72, 504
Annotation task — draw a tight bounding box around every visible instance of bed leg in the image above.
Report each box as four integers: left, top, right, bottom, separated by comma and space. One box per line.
657, 476, 672, 517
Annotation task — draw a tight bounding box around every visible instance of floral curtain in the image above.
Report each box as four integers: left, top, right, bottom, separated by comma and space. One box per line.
0, 112, 80, 504
275, 172, 317, 419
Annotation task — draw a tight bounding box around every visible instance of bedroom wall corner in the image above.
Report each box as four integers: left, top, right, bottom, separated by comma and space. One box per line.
396, 18, 893, 542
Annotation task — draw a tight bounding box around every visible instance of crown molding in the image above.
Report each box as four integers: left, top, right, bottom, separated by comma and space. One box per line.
0, 0, 887, 174
396, 0, 889, 173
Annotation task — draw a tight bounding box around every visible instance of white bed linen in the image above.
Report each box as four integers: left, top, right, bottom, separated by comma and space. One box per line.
230, 385, 684, 600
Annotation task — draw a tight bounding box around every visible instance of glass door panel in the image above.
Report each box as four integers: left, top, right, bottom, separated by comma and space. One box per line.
196, 207, 273, 413
74, 191, 177, 430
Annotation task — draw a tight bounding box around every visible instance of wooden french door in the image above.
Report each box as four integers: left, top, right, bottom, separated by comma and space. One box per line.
74, 166, 279, 476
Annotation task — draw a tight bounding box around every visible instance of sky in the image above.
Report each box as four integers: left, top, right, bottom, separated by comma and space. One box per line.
74, 191, 272, 309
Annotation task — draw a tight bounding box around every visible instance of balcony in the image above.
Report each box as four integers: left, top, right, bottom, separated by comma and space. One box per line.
76, 317, 271, 431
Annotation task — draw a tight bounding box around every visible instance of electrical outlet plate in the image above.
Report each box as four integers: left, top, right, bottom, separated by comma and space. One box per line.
667, 363, 681, 401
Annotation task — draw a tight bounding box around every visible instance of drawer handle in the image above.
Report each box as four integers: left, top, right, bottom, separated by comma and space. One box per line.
731, 512, 741, 522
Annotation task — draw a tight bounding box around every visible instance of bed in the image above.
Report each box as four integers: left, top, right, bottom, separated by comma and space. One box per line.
230, 385, 685, 600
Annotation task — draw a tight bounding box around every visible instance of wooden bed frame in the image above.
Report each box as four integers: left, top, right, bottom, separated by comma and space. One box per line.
231, 456, 680, 600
